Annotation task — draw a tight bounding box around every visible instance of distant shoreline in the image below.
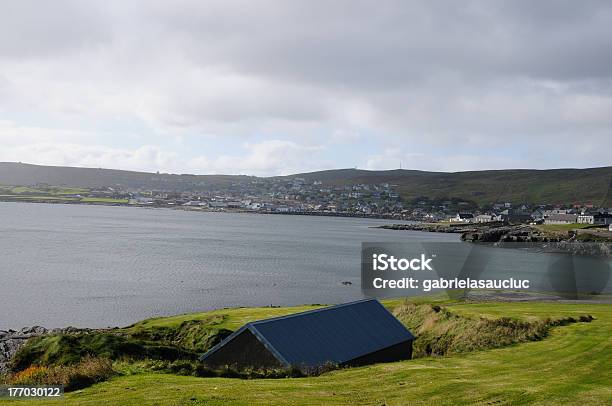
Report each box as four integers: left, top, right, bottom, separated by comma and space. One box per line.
0, 199, 412, 221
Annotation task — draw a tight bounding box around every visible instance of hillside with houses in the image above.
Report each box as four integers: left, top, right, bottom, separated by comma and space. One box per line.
0, 163, 611, 227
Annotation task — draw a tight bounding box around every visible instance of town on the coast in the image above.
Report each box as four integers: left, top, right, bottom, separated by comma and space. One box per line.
2, 175, 611, 230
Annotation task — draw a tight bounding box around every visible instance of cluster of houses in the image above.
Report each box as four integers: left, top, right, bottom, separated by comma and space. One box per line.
450, 206, 612, 228
75, 178, 612, 227
125, 178, 408, 217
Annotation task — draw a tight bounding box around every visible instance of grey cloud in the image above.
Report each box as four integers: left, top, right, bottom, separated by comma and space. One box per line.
3, 1, 611, 86
0, 0, 611, 172
0, 0, 111, 59
142, 0, 612, 86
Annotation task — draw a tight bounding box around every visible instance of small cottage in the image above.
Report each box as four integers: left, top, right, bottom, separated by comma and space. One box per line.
200, 299, 414, 372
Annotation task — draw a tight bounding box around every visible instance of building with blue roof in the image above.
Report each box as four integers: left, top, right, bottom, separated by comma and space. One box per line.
199, 298, 414, 371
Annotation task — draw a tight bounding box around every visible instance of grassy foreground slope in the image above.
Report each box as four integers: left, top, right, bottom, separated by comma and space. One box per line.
11, 300, 612, 406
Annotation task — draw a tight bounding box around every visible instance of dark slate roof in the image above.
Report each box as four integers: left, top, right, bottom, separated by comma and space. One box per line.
200, 298, 414, 368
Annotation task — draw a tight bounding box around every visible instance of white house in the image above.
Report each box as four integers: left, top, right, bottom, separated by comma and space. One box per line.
474, 214, 497, 223
578, 212, 612, 225
544, 209, 570, 217
450, 213, 474, 223
129, 196, 154, 205
248, 202, 263, 210
544, 214, 577, 224
182, 200, 205, 207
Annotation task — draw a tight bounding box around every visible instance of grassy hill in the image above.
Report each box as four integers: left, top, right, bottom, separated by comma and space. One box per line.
6, 298, 612, 405
0, 162, 251, 192
1, 162, 611, 206
287, 167, 612, 206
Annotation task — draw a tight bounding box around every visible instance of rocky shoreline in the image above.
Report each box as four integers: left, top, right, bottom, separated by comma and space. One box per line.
378, 222, 611, 256
377, 222, 560, 241
1, 327, 46, 374
0, 326, 98, 374
379, 222, 570, 242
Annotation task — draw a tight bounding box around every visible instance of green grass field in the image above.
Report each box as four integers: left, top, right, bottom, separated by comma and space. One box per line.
0, 185, 127, 204
80, 197, 128, 204
0, 195, 80, 201
7, 186, 42, 194
0, 185, 89, 195
536, 223, 593, 233
8, 298, 611, 405
125, 303, 333, 333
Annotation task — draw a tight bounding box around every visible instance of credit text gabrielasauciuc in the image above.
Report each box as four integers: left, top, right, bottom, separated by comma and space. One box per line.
370, 253, 530, 292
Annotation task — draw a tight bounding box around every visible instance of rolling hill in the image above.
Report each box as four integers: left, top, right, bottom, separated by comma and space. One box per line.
1, 162, 611, 206
286, 167, 612, 206
0, 162, 251, 191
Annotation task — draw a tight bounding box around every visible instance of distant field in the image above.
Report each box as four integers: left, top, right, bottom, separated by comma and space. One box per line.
0, 185, 89, 195
537, 223, 594, 233
0, 185, 127, 204
7, 186, 41, 194
0, 195, 79, 201
11, 298, 611, 406
0, 195, 127, 204
80, 197, 128, 204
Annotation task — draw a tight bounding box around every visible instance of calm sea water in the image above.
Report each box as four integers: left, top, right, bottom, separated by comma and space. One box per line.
0, 202, 457, 329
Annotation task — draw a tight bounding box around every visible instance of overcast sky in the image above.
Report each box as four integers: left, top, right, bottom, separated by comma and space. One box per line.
0, 0, 611, 175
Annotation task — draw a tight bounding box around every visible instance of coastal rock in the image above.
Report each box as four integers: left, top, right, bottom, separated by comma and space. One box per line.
461, 225, 548, 243
0, 325, 105, 374
20, 326, 48, 335
381, 222, 611, 256
378, 223, 481, 234
0, 327, 48, 374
